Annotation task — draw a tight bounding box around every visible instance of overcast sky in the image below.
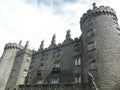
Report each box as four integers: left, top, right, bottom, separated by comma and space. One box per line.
0, 0, 120, 56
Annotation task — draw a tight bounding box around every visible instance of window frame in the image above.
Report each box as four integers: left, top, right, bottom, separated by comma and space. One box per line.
74, 74, 81, 83
51, 77, 59, 84
87, 29, 94, 38
54, 61, 60, 68
87, 42, 96, 51
74, 56, 81, 66
74, 44, 80, 52
89, 61, 96, 70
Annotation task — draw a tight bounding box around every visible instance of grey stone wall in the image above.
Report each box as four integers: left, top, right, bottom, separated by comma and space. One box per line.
0, 43, 20, 90
18, 83, 91, 90
80, 5, 120, 90
5, 48, 32, 90
27, 37, 82, 85
5, 44, 32, 90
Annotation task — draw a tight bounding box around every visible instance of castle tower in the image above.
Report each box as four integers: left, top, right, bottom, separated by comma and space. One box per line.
80, 3, 120, 90
5, 41, 33, 90
15, 41, 33, 85
0, 43, 21, 90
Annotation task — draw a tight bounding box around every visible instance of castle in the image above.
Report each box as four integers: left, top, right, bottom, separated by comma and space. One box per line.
0, 3, 120, 90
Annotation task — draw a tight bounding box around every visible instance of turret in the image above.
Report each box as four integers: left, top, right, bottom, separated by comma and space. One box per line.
0, 42, 22, 90
80, 3, 117, 25
4, 42, 22, 50
80, 3, 120, 90
5, 41, 33, 90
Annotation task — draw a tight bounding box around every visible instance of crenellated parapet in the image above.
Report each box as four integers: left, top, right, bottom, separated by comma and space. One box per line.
80, 3, 117, 24
4, 42, 23, 50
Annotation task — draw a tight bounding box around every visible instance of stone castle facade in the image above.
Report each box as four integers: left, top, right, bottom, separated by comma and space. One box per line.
0, 3, 120, 90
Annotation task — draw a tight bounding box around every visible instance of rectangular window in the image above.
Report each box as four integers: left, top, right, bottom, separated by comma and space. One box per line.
56, 49, 60, 57
88, 42, 96, 51
87, 29, 94, 38
116, 27, 120, 35
89, 61, 96, 70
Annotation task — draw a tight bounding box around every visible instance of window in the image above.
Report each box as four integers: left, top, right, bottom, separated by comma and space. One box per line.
56, 49, 60, 57
89, 61, 96, 70
53, 49, 60, 57
23, 69, 28, 78
41, 53, 45, 60
11, 69, 15, 78
88, 42, 96, 51
74, 74, 81, 83
86, 19, 92, 26
54, 62, 60, 68
37, 79, 43, 84
45, 53, 48, 59
27, 57, 31, 63
25, 78, 30, 84
74, 44, 80, 52
87, 29, 94, 38
51, 77, 59, 84
39, 64, 45, 71
116, 27, 120, 34
74, 56, 81, 66
113, 17, 117, 21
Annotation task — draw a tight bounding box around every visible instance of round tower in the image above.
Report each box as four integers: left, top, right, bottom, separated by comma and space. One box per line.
80, 3, 120, 90
0, 42, 22, 90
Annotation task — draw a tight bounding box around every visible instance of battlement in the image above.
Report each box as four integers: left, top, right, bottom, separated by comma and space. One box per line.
80, 4, 117, 23
4, 42, 22, 50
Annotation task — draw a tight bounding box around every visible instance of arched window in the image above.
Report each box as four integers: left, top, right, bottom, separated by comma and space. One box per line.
74, 56, 81, 66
